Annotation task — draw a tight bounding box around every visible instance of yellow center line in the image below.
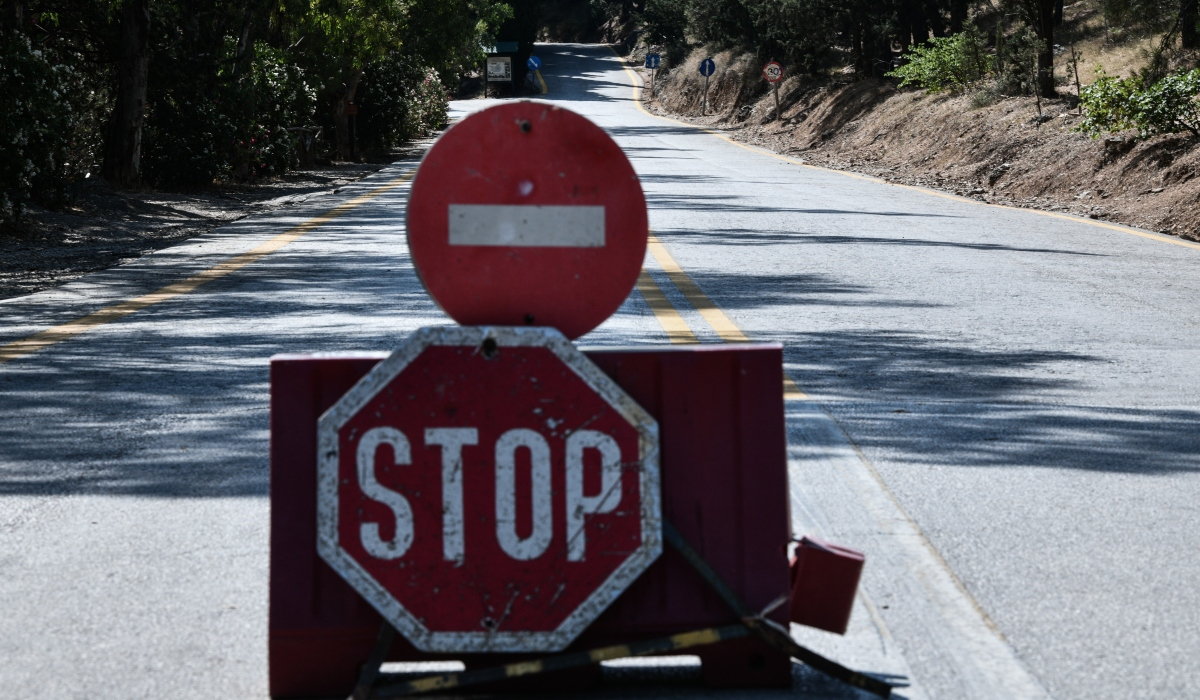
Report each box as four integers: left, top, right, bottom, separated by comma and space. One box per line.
0, 171, 416, 366
636, 269, 698, 344
536, 69, 548, 95
647, 233, 748, 343
608, 46, 1200, 254
640, 233, 810, 399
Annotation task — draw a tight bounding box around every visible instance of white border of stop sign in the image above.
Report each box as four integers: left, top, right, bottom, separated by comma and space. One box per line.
315, 326, 662, 653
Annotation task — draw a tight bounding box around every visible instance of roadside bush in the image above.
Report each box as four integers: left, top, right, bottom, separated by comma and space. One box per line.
887, 27, 992, 94
1077, 68, 1200, 139
638, 0, 689, 48
993, 25, 1043, 96
1132, 70, 1200, 138
0, 31, 81, 226
142, 40, 316, 187
357, 55, 449, 153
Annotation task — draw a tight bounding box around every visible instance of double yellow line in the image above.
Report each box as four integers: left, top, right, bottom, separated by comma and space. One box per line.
636, 233, 808, 399
0, 172, 415, 366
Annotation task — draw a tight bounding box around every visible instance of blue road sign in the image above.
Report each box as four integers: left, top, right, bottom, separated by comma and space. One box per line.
645, 54, 660, 69
527, 55, 542, 71
699, 58, 716, 77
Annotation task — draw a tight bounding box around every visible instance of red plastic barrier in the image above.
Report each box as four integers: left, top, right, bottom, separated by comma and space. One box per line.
268, 344, 793, 697
788, 536, 864, 635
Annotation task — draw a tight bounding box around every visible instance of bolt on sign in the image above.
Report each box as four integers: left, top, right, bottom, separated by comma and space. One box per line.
317, 326, 661, 653
406, 102, 648, 340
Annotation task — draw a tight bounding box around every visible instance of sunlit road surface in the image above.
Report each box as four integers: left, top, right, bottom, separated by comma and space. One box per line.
2, 44, 1199, 699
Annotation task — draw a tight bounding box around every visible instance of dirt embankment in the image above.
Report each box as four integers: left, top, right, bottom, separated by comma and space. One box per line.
637, 47, 1199, 242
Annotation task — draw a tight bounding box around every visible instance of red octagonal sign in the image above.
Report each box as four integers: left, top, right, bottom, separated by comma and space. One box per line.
317, 327, 661, 652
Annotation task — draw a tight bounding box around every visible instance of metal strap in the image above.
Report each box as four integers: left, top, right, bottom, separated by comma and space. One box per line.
350, 622, 396, 700
662, 519, 893, 698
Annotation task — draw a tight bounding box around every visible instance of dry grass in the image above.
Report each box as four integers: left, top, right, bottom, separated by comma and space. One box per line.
643, 41, 1200, 242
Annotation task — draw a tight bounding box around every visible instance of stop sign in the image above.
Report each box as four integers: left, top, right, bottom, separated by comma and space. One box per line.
406, 102, 649, 340
316, 326, 661, 652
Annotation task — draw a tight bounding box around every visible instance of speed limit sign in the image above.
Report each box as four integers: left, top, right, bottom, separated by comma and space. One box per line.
763, 61, 784, 83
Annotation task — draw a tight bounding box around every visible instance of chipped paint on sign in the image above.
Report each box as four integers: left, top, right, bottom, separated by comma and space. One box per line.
316, 326, 661, 653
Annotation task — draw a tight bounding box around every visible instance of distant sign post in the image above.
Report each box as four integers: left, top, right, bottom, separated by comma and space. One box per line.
645, 53, 661, 98
407, 102, 649, 340
698, 57, 715, 115
763, 60, 784, 121
486, 56, 511, 82
526, 55, 543, 93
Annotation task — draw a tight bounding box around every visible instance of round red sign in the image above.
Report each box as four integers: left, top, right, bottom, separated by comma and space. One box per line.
763, 61, 784, 83
407, 103, 649, 340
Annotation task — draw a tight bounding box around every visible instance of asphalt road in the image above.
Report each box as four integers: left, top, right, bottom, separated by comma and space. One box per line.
2, 44, 1199, 699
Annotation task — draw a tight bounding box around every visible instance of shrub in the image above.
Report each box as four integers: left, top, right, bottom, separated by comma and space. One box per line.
639, 0, 689, 48
142, 40, 316, 187
357, 55, 448, 153
887, 27, 992, 94
1077, 68, 1200, 139
1076, 69, 1141, 137
1132, 70, 1200, 138
0, 31, 81, 226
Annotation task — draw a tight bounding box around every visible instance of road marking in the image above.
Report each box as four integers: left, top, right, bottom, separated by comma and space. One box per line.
609, 48, 1200, 254
644, 233, 810, 398
536, 69, 548, 95
608, 47, 1049, 696
635, 270, 697, 344
0, 171, 416, 366
448, 204, 605, 247
647, 234, 747, 343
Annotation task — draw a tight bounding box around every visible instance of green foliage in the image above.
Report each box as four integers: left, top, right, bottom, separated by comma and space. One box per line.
8, 0, 510, 206
993, 25, 1044, 97
357, 56, 449, 152
887, 28, 992, 93
1077, 70, 1142, 136
1078, 68, 1200, 139
1135, 70, 1200, 138
639, 0, 689, 48
143, 35, 318, 187
0, 31, 82, 225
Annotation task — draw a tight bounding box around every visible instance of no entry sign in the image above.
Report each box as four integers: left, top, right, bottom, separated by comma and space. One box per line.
316, 326, 661, 652
407, 103, 649, 340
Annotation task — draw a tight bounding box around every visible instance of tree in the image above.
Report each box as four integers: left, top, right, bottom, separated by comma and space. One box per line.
1183, 0, 1198, 48
1017, 0, 1056, 97
101, 0, 150, 186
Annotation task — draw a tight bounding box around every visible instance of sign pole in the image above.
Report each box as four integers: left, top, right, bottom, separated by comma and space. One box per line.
703, 74, 709, 115
773, 81, 780, 121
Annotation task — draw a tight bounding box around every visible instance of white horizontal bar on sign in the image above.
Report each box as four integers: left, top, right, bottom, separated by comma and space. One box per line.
448, 204, 606, 247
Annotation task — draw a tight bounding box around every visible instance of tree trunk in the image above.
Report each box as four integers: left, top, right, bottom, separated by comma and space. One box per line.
2, 0, 24, 31
333, 71, 363, 162
101, 0, 151, 188
925, 0, 945, 37
950, 0, 968, 33
1055, 0, 1064, 25
906, 0, 928, 44
1028, 0, 1057, 98
1183, 0, 1199, 49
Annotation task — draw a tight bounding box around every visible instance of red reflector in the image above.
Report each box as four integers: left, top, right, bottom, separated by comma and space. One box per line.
788, 536, 864, 635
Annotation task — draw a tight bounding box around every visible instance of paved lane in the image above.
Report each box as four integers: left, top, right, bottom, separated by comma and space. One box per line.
2, 42, 1198, 700
515, 45, 1200, 700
